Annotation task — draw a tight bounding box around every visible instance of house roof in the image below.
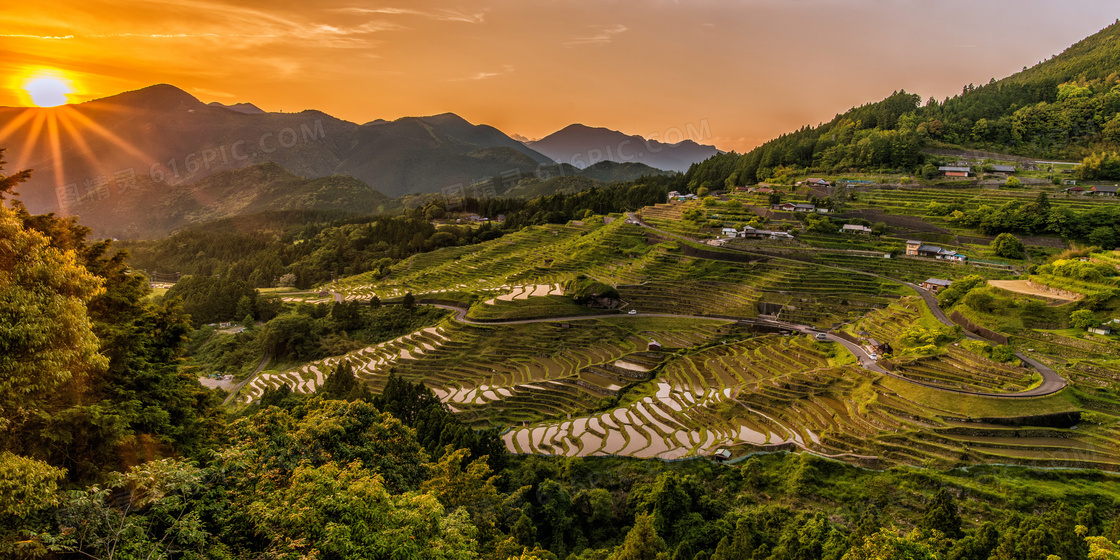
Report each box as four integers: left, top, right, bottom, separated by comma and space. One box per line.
1091, 185, 1119, 193
923, 278, 952, 287
792, 203, 816, 209
918, 245, 943, 253
939, 166, 971, 173
991, 165, 1016, 173
906, 240, 922, 245
842, 224, 872, 231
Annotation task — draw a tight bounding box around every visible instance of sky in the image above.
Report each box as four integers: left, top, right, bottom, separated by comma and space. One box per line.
0, 0, 1118, 153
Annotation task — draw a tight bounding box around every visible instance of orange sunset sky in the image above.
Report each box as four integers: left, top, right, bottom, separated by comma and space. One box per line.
1, 0, 1118, 152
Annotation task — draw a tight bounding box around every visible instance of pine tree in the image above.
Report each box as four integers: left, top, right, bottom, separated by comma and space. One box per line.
920, 488, 964, 539
612, 512, 668, 560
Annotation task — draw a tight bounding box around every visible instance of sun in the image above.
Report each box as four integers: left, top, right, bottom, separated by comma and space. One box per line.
23, 74, 73, 107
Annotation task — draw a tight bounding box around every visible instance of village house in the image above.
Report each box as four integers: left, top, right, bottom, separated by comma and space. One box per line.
741, 225, 794, 240
1065, 186, 1085, 195
802, 178, 832, 187
1090, 185, 1118, 196
939, 166, 971, 178
1088, 325, 1113, 336
793, 203, 816, 212
990, 165, 1016, 174
906, 240, 967, 261
921, 278, 953, 293
721, 227, 738, 237
842, 224, 872, 234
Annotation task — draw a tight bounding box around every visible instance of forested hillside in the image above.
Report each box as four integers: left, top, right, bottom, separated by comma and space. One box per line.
683, 20, 1120, 189
121, 176, 674, 298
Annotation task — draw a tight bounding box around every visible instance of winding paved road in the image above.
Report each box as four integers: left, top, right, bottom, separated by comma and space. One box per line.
222, 353, 272, 406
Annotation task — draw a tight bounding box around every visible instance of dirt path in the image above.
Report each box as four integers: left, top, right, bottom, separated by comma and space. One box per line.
989, 280, 1081, 304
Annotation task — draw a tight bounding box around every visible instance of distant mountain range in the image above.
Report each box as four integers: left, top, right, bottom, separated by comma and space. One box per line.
526, 123, 719, 172
0, 84, 558, 214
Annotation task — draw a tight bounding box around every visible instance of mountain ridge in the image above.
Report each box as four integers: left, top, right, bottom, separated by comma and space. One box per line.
0, 84, 555, 213
527, 123, 719, 172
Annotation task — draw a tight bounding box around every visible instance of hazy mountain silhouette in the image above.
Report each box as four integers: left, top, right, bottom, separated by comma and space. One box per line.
208, 101, 266, 114
526, 123, 719, 172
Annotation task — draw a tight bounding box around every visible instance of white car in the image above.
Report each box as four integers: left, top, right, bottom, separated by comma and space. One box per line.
628, 310, 638, 315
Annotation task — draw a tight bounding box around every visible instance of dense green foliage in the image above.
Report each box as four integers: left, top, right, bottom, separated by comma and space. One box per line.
124, 211, 504, 289
2, 201, 219, 484
944, 193, 1120, 247
124, 177, 672, 295
680, 21, 1120, 188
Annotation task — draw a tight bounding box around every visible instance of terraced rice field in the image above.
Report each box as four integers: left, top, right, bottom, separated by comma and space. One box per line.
241, 316, 732, 427
500, 331, 1120, 469
264, 213, 1120, 471
890, 347, 1038, 394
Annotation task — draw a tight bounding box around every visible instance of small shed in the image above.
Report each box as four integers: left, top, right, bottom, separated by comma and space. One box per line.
648, 339, 663, 351
921, 278, 952, 293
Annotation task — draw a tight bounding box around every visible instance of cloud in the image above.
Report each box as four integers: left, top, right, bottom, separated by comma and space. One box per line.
334, 7, 486, 24
564, 24, 628, 47
0, 33, 75, 39
450, 64, 514, 81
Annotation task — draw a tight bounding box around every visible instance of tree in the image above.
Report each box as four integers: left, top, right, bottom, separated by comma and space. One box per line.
990, 233, 1025, 259
0, 452, 65, 555
0, 149, 31, 200
44, 459, 209, 559
990, 345, 1016, 363
403, 291, 416, 309
612, 513, 667, 560
318, 360, 371, 402
1070, 309, 1099, 329
843, 528, 938, 560
369, 294, 382, 308
421, 446, 502, 542
1088, 226, 1117, 249
249, 461, 478, 560
0, 204, 106, 452
920, 488, 964, 539
1086, 534, 1120, 560
1004, 176, 1022, 187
